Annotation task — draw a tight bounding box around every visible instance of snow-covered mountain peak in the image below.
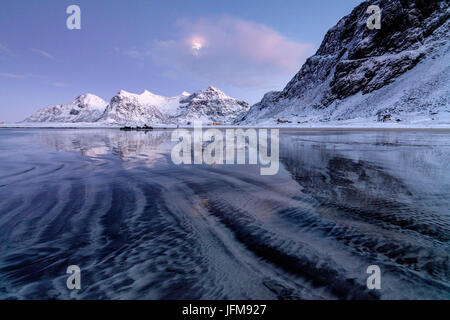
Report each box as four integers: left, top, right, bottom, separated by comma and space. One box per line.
205, 85, 221, 93
74, 94, 107, 109
205, 85, 227, 96
115, 89, 169, 101
23, 93, 107, 123
117, 90, 136, 97
171, 86, 250, 124
182, 86, 232, 104
141, 90, 165, 98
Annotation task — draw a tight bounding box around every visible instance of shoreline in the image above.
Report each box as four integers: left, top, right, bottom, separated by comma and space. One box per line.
1, 125, 450, 132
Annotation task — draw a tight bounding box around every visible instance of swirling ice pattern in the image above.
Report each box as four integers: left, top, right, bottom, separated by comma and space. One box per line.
0, 129, 448, 299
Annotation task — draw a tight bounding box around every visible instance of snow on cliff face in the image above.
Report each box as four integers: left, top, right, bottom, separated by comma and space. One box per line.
24, 94, 107, 123
239, 0, 450, 125
100, 86, 249, 125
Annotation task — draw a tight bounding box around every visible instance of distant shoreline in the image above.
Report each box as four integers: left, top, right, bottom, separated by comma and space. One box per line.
1, 125, 450, 132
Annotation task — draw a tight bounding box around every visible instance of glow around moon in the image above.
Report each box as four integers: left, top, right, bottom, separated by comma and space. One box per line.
190, 36, 206, 54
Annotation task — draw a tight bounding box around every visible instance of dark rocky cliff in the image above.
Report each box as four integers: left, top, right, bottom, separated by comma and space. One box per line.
240, 0, 449, 124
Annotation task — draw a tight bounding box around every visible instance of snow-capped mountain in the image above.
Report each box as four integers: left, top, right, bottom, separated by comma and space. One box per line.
100, 86, 249, 125
24, 94, 107, 123
239, 0, 450, 125
100, 90, 190, 124
170, 86, 250, 124
23, 86, 249, 125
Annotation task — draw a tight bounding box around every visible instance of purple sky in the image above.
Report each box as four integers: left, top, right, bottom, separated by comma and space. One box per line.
0, 0, 363, 121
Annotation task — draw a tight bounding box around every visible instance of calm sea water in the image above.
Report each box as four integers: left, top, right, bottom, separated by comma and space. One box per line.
0, 128, 449, 299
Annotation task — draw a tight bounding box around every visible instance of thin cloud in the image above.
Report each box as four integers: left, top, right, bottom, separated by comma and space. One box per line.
31, 48, 55, 60
51, 82, 67, 87
149, 16, 315, 89
123, 48, 144, 59
114, 46, 149, 60
0, 73, 44, 79
0, 43, 14, 57
0, 73, 33, 79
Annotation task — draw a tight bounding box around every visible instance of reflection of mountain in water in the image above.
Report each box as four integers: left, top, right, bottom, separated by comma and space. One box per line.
279, 131, 450, 290
0, 129, 448, 300
34, 130, 173, 168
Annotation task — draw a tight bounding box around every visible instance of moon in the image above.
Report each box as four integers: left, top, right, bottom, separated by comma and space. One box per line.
191, 36, 205, 54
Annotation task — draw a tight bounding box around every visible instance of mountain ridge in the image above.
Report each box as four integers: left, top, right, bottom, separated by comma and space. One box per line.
23, 86, 249, 125
23, 94, 108, 123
